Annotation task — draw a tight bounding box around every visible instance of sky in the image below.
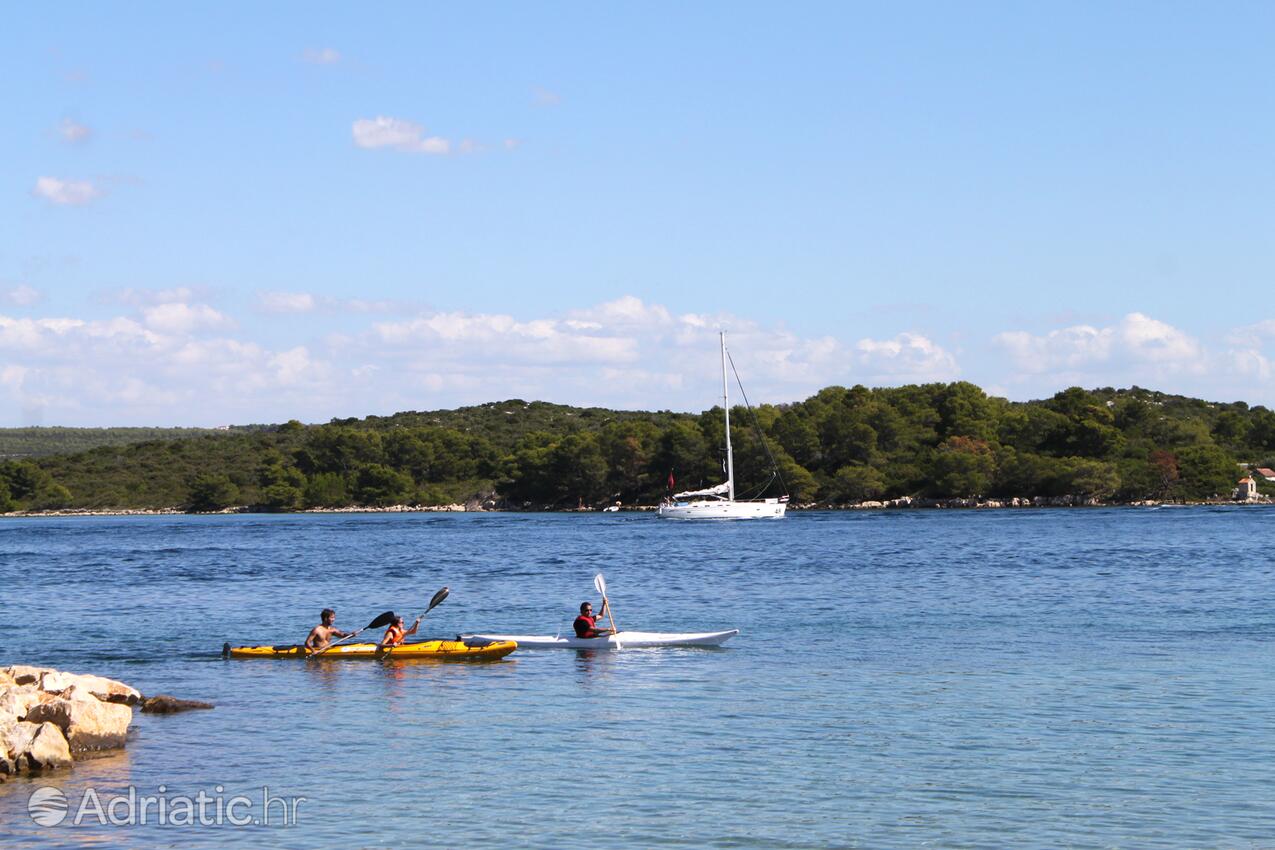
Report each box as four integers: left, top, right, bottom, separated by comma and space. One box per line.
3, 2, 1275, 427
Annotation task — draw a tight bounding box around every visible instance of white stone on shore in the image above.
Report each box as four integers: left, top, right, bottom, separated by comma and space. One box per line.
25, 686, 134, 752
1, 720, 73, 773
39, 670, 142, 705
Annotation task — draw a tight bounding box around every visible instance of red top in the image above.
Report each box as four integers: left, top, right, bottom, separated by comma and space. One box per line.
573, 614, 599, 638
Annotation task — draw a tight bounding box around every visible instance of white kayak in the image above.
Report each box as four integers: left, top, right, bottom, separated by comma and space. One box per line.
462, 629, 739, 649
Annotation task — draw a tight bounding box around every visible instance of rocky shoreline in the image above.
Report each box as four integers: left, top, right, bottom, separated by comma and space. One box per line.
1, 666, 211, 781
2, 495, 1271, 518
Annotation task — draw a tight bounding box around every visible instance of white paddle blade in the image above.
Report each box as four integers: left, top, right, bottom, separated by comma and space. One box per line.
594, 573, 607, 595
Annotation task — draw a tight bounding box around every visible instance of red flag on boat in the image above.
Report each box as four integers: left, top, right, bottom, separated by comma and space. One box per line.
667, 470, 675, 490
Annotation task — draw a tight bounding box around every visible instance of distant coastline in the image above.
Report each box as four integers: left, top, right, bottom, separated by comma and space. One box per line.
4, 386, 1274, 515
4, 494, 1271, 519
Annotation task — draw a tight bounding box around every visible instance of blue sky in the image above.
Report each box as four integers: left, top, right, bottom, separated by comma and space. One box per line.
3, 2, 1275, 426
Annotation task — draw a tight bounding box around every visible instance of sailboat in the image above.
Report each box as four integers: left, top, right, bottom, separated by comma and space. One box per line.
657, 332, 788, 520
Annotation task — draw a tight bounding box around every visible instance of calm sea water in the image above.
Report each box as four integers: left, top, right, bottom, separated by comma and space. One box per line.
2, 508, 1274, 849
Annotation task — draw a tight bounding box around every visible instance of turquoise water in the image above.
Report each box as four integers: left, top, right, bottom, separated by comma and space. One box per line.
2, 508, 1274, 848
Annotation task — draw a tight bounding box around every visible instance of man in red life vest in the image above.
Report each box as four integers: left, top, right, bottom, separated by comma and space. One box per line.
379, 613, 420, 648
573, 601, 614, 639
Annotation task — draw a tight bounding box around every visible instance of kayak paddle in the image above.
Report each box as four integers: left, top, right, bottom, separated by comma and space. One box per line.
379, 587, 450, 656
594, 573, 619, 635
308, 610, 395, 659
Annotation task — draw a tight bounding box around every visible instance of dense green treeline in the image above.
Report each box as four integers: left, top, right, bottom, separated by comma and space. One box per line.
0, 426, 247, 459
2, 386, 1274, 513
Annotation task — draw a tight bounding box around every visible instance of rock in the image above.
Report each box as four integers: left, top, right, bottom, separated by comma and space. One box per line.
4, 666, 54, 686
40, 671, 142, 706
0, 684, 49, 723
140, 694, 215, 714
25, 686, 132, 752
1, 720, 73, 772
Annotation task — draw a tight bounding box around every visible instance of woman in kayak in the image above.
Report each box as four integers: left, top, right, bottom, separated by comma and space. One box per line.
573, 601, 614, 639
305, 608, 353, 652
380, 614, 421, 647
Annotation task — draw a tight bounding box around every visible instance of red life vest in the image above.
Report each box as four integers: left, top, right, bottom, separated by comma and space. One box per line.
573, 614, 598, 638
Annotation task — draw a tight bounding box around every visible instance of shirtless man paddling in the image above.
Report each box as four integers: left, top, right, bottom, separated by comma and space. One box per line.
305, 608, 353, 652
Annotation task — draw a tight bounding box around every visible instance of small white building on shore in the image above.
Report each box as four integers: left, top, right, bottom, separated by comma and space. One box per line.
1236, 476, 1259, 501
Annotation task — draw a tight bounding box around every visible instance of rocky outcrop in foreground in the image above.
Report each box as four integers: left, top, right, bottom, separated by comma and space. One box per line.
1, 665, 206, 781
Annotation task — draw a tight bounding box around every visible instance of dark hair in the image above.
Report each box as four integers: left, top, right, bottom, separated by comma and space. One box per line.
321, 608, 335, 622
580, 602, 592, 613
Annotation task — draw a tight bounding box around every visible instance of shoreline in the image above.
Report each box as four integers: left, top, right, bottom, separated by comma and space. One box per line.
3, 496, 1271, 519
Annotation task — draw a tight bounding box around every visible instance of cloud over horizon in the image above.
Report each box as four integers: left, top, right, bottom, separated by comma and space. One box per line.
3, 292, 1274, 427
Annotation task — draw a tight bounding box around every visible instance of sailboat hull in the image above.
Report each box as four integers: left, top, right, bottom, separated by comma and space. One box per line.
657, 498, 787, 520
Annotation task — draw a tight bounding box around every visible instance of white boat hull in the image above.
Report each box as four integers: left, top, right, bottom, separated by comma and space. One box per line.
657, 498, 786, 520
463, 629, 740, 649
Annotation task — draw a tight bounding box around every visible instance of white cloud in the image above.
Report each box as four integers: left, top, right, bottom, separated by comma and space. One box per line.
855, 332, 961, 382
1, 285, 43, 307
1118, 312, 1201, 364
569, 295, 672, 328
105, 287, 202, 306
352, 116, 450, 155
33, 177, 100, 206
255, 291, 402, 315
994, 313, 1203, 377
60, 119, 92, 144
0, 294, 969, 425
258, 291, 317, 314
302, 47, 341, 65
0, 307, 332, 424
1227, 319, 1275, 348
141, 302, 233, 334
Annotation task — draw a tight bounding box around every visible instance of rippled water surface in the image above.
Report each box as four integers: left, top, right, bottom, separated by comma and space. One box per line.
2, 508, 1274, 848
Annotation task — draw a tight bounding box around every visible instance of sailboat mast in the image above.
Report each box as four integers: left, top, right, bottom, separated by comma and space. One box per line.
721, 331, 735, 501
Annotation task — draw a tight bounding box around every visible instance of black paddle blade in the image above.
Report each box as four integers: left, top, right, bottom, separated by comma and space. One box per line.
366, 610, 396, 629
427, 587, 450, 612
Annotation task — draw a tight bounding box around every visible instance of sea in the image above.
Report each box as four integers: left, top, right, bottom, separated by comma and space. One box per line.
1, 507, 1273, 849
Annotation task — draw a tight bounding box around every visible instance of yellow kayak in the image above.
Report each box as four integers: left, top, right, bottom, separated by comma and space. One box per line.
222, 639, 517, 661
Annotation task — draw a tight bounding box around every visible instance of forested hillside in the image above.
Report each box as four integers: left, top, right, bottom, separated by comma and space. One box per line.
2, 386, 1273, 513
0, 426, 250, 459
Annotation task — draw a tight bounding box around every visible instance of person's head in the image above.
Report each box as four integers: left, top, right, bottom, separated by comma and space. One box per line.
392, 616, 405, 628
321, 608, 336, 625
580, 602, 593, 616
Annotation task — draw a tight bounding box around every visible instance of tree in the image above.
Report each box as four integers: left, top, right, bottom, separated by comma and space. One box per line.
353, 464, 413, 506
931, 437, 995, 497
1059, 458, 1120, 500
1174, 444, 1237, 499
829, 464, 886, 502
935, 382, 998, 441
31, 482, 73, 509
258, 460, 305, 510
1148, 450, 1179, 498
187, 474, 240, 512
651, 421, 712, 493
303, 472, 348, 508
549, 433, 608, 506
771, 411, 821, 469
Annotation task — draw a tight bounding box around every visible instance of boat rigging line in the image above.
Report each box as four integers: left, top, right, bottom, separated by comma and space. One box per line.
725, 348, 789, 497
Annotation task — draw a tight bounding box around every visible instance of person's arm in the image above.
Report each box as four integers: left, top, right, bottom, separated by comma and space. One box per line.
405, 618, 421, 637
304, 628, 320, 650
